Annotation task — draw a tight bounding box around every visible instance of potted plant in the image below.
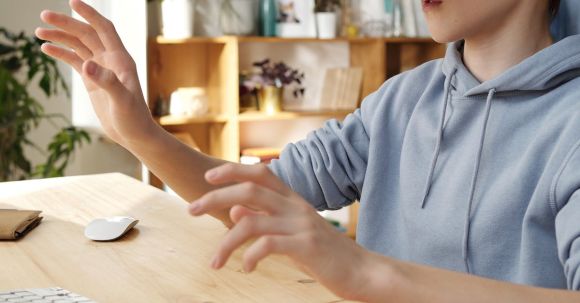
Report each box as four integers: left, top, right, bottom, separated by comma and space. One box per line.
241, 59, 305, 114
314, 0, 341, 38
0, 28, 90, 181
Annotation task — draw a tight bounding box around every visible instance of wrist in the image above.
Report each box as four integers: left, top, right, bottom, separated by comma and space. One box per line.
354, 251, 407, 303
123, 118, 166, 152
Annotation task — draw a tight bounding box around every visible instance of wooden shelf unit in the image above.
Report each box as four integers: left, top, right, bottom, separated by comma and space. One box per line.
155, 36, 439, 44
157, 114, 229, 125
147, 36, 445, 237
237, 110, 354, 122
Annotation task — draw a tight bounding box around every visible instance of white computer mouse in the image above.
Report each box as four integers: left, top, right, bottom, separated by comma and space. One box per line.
84, 216, 139, 241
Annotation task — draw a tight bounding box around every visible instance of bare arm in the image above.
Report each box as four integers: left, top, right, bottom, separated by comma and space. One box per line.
362, 253, 579, 303
38, 2, 580, 301
125, 128, 232, 225
37, 0, 232, 225
190, 163, 580, 303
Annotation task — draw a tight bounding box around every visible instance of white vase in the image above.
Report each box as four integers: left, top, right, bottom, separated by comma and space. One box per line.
316, 12, 337, 39
161, 0, 196, 39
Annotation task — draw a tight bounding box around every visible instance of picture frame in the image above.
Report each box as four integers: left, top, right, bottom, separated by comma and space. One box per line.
276, 0, 317, 38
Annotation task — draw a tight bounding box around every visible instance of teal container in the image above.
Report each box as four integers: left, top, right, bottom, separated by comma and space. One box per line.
259, 0, 277, 36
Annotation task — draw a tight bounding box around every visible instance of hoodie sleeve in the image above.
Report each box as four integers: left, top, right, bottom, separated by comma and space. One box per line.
267, 89, 382, 211
554, 141, 580, 290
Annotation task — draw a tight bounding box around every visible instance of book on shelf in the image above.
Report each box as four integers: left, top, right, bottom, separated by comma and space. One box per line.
401, 0, 430, 37
359, 0, 430, 38
319, 67, 363, 111
411, 0, 431, 37
400, 0, 417, 37
240, 148, 282, 165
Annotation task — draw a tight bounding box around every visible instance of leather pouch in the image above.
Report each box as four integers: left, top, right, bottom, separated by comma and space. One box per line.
0, 210, 43, 240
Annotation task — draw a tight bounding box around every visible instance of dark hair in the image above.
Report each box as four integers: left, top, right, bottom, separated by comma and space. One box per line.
550, 0, 560, 17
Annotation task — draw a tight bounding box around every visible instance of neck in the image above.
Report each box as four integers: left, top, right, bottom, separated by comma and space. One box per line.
463, 7, 553, 82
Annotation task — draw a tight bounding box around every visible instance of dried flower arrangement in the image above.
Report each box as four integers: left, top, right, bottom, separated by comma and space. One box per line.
241, 59, 305, 98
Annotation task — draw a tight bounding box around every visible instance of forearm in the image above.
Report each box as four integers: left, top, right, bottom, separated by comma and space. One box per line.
360, 252, 579, 303
123, 123, 233, 226
37, 0, 233, 224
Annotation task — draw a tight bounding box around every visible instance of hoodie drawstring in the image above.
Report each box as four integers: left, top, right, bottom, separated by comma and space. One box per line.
462, 88, 496, 272
418, 69, 496, 272
420, 67, 457, 208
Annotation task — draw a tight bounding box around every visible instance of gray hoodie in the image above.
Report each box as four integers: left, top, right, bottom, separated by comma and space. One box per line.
269, 34, 580, 290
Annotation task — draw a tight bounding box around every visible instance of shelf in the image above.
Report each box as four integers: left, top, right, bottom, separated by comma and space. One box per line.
154, 36, 230, 44
157, 114, 229, 126
154, 36, 438, 45
154, 110, 353, 126
236, 36, 437, 44
147, 22, 445, 239
238, 110, 353, 122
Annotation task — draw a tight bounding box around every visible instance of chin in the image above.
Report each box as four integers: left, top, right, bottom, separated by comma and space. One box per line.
430, 32, 461, 43
426, 23, 464, 43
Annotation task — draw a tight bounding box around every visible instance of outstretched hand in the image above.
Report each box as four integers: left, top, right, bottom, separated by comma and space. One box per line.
189, 163, 376, 301
39, 1, 379, 301
36, 0, 157, 146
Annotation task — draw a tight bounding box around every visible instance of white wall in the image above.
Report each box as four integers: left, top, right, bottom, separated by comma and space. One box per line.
70, 0, 147, 179
0, 0, 140, 179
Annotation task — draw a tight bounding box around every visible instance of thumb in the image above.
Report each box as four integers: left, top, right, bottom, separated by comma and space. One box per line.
82, 60, 128, 101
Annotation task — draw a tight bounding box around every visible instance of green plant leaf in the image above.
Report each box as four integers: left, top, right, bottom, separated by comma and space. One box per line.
0, 43, 15, 55
39, 73, 51, 96
12, 146, 32, 174
0, 28, 89, 181
27, 63, 39, 81
34, 127, 91, 178
5, 56, 22, 72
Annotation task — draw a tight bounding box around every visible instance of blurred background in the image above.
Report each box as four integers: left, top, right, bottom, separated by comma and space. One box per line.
0, 0, 444, 235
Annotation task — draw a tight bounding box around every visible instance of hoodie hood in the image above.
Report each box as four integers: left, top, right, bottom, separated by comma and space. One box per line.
442, 35, 580, 96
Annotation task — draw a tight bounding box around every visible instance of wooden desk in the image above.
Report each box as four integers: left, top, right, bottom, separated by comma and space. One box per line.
0, 173, 344, 302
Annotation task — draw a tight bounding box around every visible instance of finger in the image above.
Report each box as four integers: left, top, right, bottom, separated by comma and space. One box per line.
82, 60, 130, 102
212, 215, 295, 269
242, 235, 298, 272
189, 182, 292, 216
35, 27, 93, 60
229, 205, 264, 224
206, 163, 293, 197
40, 10, 105, 54
69, 0, 125, 51
41, 43, 83, 73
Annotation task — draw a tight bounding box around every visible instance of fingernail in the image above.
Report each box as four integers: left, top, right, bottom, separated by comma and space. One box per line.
189, 202, 201, 215
86, 61, 97, 76
243, 264, 251, 273
211, 255, 220, 269
205, 169, 217, 181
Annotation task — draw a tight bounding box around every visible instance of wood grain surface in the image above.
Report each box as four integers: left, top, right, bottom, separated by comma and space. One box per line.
0, 173, 348, 302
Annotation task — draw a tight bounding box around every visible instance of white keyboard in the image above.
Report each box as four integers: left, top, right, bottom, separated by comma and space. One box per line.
0, 287, 95, 302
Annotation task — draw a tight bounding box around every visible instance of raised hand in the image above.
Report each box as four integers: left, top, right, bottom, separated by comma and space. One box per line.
36, 0, 158, 146
188, 163, 376, 301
